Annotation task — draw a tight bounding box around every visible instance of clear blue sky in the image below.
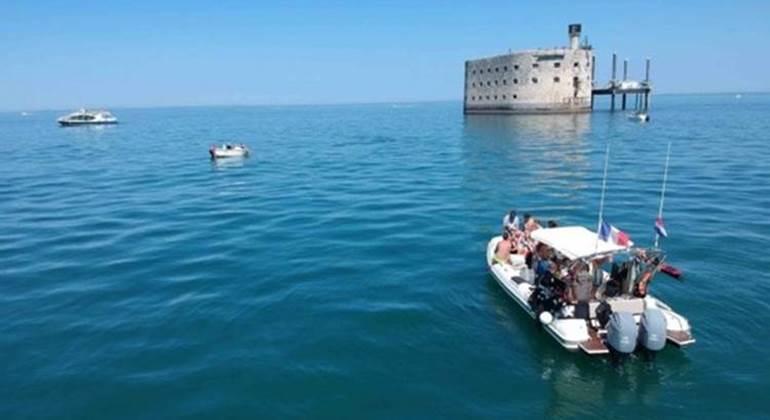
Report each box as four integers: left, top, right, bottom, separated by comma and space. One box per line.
2, 0, 768, 111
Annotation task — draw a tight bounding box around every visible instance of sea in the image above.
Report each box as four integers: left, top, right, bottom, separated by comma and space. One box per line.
1, 94, 769, 419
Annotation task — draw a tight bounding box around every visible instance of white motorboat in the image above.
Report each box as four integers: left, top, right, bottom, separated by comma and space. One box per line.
487, 225, 694, 357
209, 143, 250, 159
57, 109, 118, 126
629, 111, 650, 122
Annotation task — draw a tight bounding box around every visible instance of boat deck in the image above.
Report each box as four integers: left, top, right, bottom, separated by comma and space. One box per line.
667, 330, 696, 346
579, 329, 609, 355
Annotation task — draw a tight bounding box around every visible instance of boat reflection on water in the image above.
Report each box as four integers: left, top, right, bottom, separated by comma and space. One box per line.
462, 112, 591, 165
211, 156, 248, 170
464, 112, 591, 141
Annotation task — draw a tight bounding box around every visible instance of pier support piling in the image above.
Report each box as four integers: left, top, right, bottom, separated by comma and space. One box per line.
644, 58, 651, 111
621, 59, 628, 110
610, 53, 617, 111
645, 58, 650, 82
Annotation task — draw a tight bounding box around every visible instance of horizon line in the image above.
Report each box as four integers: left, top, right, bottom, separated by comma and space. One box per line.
3, 90, 768, 114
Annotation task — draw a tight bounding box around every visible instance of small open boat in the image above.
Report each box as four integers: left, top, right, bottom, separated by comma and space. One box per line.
209, 143, 250, 159
629, 111, 650, 122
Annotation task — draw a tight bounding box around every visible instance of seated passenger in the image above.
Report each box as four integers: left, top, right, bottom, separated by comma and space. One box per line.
493, 232, 513, 265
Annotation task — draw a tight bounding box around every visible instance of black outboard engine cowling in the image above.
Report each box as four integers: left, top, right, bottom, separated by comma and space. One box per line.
606, 312, 638, 354
639, 308, 667, 352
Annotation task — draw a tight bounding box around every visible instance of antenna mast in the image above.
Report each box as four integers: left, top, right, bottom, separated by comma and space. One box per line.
654, 142, 671, 248
595, 143, 610, 250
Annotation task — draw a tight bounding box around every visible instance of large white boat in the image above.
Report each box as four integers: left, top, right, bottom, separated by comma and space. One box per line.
57, 109, 118, 126
487, 225, 694, 357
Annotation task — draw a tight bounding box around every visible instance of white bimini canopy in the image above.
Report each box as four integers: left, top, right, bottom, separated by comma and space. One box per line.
530, 226, 632, 260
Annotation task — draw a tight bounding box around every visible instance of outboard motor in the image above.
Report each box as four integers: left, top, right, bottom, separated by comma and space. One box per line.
639, 308, 667, 354
606, 312, 638, 363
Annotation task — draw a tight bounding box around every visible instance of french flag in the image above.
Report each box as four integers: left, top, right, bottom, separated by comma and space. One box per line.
655, 217, 668, 238
599, 221, 631, 246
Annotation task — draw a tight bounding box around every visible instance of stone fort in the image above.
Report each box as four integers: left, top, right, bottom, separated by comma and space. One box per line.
464, 24, 592, 114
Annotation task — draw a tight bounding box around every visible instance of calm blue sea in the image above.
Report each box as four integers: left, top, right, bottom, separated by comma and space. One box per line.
2, 95, 770, 418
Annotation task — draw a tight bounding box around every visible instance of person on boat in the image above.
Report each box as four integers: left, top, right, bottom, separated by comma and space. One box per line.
567, 261, 595, 318
502, 210, 519, 234
493, 231, 513, 265
524, 215, 541, 238
534, 243, 554, 277
547, 220, 558, 228
633, 250, 663, 297
590, 255, 612, 288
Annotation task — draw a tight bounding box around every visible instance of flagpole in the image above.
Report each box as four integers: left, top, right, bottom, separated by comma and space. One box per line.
595, 143, 610, 251
654, 142, 671, 248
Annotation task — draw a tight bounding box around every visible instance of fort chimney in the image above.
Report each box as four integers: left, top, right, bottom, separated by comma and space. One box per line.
568, 24, 581, 50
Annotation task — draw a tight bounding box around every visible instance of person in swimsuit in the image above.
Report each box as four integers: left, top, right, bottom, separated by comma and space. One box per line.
493, 231, 513, 265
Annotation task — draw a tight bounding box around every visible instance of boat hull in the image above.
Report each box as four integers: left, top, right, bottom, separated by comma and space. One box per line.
209, 149, 249, 159
58, 120, 118, 126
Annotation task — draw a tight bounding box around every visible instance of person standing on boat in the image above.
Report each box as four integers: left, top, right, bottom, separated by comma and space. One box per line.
502, 210, 519, 234
503, 210, 529, 254
534, 243, 554, 277
567, 261, 595, 319
524, 215, 541, 239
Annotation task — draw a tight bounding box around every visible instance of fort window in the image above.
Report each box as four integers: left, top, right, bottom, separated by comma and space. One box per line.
488, 68, 491, 72
503, 79, 507, 85
554, 62, 561, 68
494, 95, 498, 100
574, 62, 579, 67
472, 82, 475, 87
487, 81, 491, 86
513, 94, 518, 99
471, 96, 475, 100
532, 77, 538, 83
486, 95, 490, 100
495, 67, 499, 72
502, 94, 506, 99
472, 70, 476, 74
504, 66, 508, 71
513, 78, 518, 84
514, 65, 519, 70
554, 77, 560, 82
532, 63, 539, 68
480, 69, 483, 74
494, 80, 498, 85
